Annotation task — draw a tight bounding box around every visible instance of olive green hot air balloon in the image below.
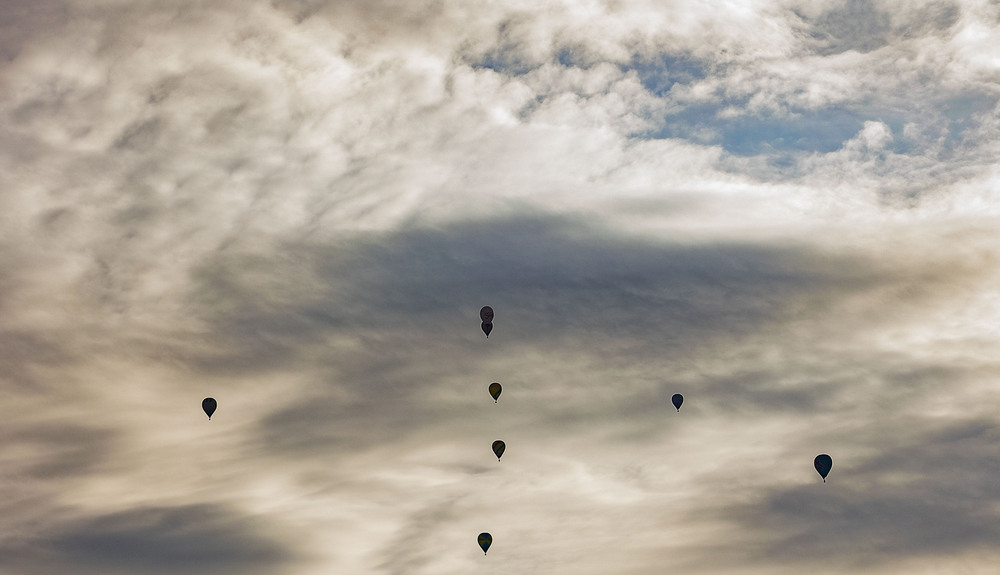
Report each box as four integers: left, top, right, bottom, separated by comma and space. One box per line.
478, 532, 492, 555
492, 440, 505, 461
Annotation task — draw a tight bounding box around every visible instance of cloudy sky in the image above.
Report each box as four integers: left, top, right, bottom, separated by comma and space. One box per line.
2, 0, 1000, 573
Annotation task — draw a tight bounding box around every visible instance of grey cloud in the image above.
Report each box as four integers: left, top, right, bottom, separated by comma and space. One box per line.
186, 213, 869, 370
268, 0, 325, 24
469, 14, 549, 75
0, 329, 76, 390
0, 504, 300, 575
723, 418, 1000, 569
799, 0, 961, 56
0, 0, 70, 62
2, 423, 116, 480
806, 0, 894, 56
113, 117, 165, 152
270, 0, 475, 48
376, 496, 463, 575
896, 1, 962, 38
176, 214, 986, 462
696, 368, 849, 415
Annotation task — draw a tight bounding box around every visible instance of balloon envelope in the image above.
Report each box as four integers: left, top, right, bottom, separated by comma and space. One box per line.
671, 393, 684, 411
481, 322, 493, 338
489, 382, 502, 403
492, 440, 505, 461
480, 306, 494, 323
202, 397, 217, 420
814, 454, 833, 482
478, 532, 492, 555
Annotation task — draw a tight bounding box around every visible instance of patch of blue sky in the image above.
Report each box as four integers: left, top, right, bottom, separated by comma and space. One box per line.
469, 44, 996, 160
471, 46, 709, 95
643, 104, 872, 154
621, 53, 708, 97
554, 46, 590, 69
883, 93, 998, 156
720, 109, 869, 156
472, 47, 540, 76
941, 94, 998, 140
638, 98, 957, 159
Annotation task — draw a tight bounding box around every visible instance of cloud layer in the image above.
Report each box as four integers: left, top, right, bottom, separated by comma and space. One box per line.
2, 1, 1000, 574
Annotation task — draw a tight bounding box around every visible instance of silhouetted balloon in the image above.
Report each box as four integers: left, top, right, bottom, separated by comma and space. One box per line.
492, 440, 505, 461
480, 306, 494, 323
814, 454, 833, 483
202, 397, 217, 420
478, 532, 492, 555
489, 382, 502, 403
671, 393, 684, 412
482, 322, 493, 338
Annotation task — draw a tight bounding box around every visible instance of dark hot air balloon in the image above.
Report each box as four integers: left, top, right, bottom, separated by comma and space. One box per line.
202, 397, 217, 420
492, 440, 505, 461
489, 382, 502, 403
480, 306, 494, 323
478, 532, 492, 555
481, 322, 493, 338
671, 393, 684, 412
814, 454, 833, 483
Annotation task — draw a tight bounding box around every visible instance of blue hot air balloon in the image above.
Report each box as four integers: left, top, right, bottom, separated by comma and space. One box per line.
671, 393, 683, 412
814, 454, 833, 483
202, 397, 217, 420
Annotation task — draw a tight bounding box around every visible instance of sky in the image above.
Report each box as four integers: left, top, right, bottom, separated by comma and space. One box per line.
2, 0, 1000, 573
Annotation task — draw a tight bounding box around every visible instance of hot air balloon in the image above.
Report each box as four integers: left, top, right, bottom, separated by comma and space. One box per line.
481, 322, 493, 338
489, 382, 502, 403
480, 306, 494, 323
478, 532, 492, 555
671, 393, 684, 412
814, 454, 832, 483
202, 397, 217, 420
492, 440, 505, 461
